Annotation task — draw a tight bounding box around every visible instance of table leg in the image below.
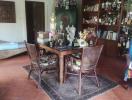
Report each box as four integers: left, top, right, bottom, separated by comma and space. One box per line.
59, 55, 64, 84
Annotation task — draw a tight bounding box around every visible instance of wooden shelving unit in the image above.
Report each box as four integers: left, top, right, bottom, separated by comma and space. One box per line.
81, 0, 100, 31
80, 0, 124, 57
118, 0, 132, 55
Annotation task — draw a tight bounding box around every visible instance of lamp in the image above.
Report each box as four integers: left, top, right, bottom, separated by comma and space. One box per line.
49, 13, 56, 41
50, 13, 56, 33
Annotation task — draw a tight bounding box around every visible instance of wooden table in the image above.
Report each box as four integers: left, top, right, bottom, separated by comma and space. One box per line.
39, 44, 81, 84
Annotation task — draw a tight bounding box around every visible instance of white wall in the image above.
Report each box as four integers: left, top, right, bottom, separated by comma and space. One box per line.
0, 0, 54, 42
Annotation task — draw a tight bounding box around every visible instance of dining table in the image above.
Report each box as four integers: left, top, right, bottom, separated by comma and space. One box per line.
39, 44, 82, 84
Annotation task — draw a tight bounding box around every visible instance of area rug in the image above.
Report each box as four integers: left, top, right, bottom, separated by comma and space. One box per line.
24, 65, 117, 100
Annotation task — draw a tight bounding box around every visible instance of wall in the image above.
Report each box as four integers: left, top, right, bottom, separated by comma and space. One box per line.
0, 0, 54, 42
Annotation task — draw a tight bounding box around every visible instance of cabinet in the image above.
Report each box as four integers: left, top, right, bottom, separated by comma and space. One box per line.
80, 0, 124, 57
81, 0, 100, 32
118, 0, 132, 55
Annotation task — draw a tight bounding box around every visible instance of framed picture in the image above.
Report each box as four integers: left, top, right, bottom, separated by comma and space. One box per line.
0, 1, 16, 23
55, 7, 77, 33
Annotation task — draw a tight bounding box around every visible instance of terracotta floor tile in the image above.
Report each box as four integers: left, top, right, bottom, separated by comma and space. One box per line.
0, 55, 131, 100
0, 55, 50, 100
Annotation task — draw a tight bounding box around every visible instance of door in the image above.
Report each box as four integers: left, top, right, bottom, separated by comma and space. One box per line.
26, 1, 45, 43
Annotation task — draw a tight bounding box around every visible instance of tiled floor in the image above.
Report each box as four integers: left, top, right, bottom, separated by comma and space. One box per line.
0, 55, 132, 100
0, 55, 50, 100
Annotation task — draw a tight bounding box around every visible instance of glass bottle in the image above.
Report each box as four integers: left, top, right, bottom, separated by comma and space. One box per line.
49, 36, 54, 47
72, 37, 79, 47
126, 38, 130, 49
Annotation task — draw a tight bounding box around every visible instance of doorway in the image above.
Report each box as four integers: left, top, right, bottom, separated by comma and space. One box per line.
25, 1, 45, 43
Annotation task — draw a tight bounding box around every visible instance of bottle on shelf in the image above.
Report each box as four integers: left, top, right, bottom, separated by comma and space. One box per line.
126, 37, 130, 49
49, 36, 54, 47
72, 37, 79, 47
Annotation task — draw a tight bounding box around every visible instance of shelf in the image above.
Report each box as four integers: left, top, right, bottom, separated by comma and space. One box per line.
99, 38, 118, 42
83, 11, 99, 16
100, 0, 122, 3
100, 9, 119, 15
82, 0, 100, 5
82, 23, 98, 28
80, 0, 124, 57
99, 24, 119, 32
121, 24, 132, 27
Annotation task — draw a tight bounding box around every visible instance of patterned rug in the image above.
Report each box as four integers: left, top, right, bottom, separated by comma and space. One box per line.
24, 65, 117, 100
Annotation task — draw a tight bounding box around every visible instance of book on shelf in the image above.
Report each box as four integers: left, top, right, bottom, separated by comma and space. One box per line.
96, 30, 117, 40
112, 32, 117, 40
106, 31, 117, 40
102, 31, 108, 39
106, 31, 112, 40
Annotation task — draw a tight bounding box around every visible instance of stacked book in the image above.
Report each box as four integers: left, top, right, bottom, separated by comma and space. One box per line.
37, 31, 49, 44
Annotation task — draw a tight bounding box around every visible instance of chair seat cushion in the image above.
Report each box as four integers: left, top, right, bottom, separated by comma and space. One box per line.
67, 61, 81, 72
40, 54, 57, 66
40, 62, 49, 66
67, 58, 94, 72
71, 53, 81, 59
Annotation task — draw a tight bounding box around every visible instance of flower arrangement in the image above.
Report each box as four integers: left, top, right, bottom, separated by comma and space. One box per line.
79, 30, 88, 40
78, 28, 97, 46
78, 30, 88, 47
79, 28, 96, 40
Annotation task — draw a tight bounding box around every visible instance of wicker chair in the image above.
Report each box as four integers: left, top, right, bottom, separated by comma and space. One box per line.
65, 45, 103, 95
71, 36, 99, 59
25, 42, 58, 88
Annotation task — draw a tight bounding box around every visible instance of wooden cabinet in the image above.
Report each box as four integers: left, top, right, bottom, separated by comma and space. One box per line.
80, 0, 124, 57
81, 0, 100, 31
97, 38, 118, 57
118, 0, 132, 55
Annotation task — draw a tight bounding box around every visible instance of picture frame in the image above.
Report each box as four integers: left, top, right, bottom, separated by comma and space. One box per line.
0, 1, 16, 23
